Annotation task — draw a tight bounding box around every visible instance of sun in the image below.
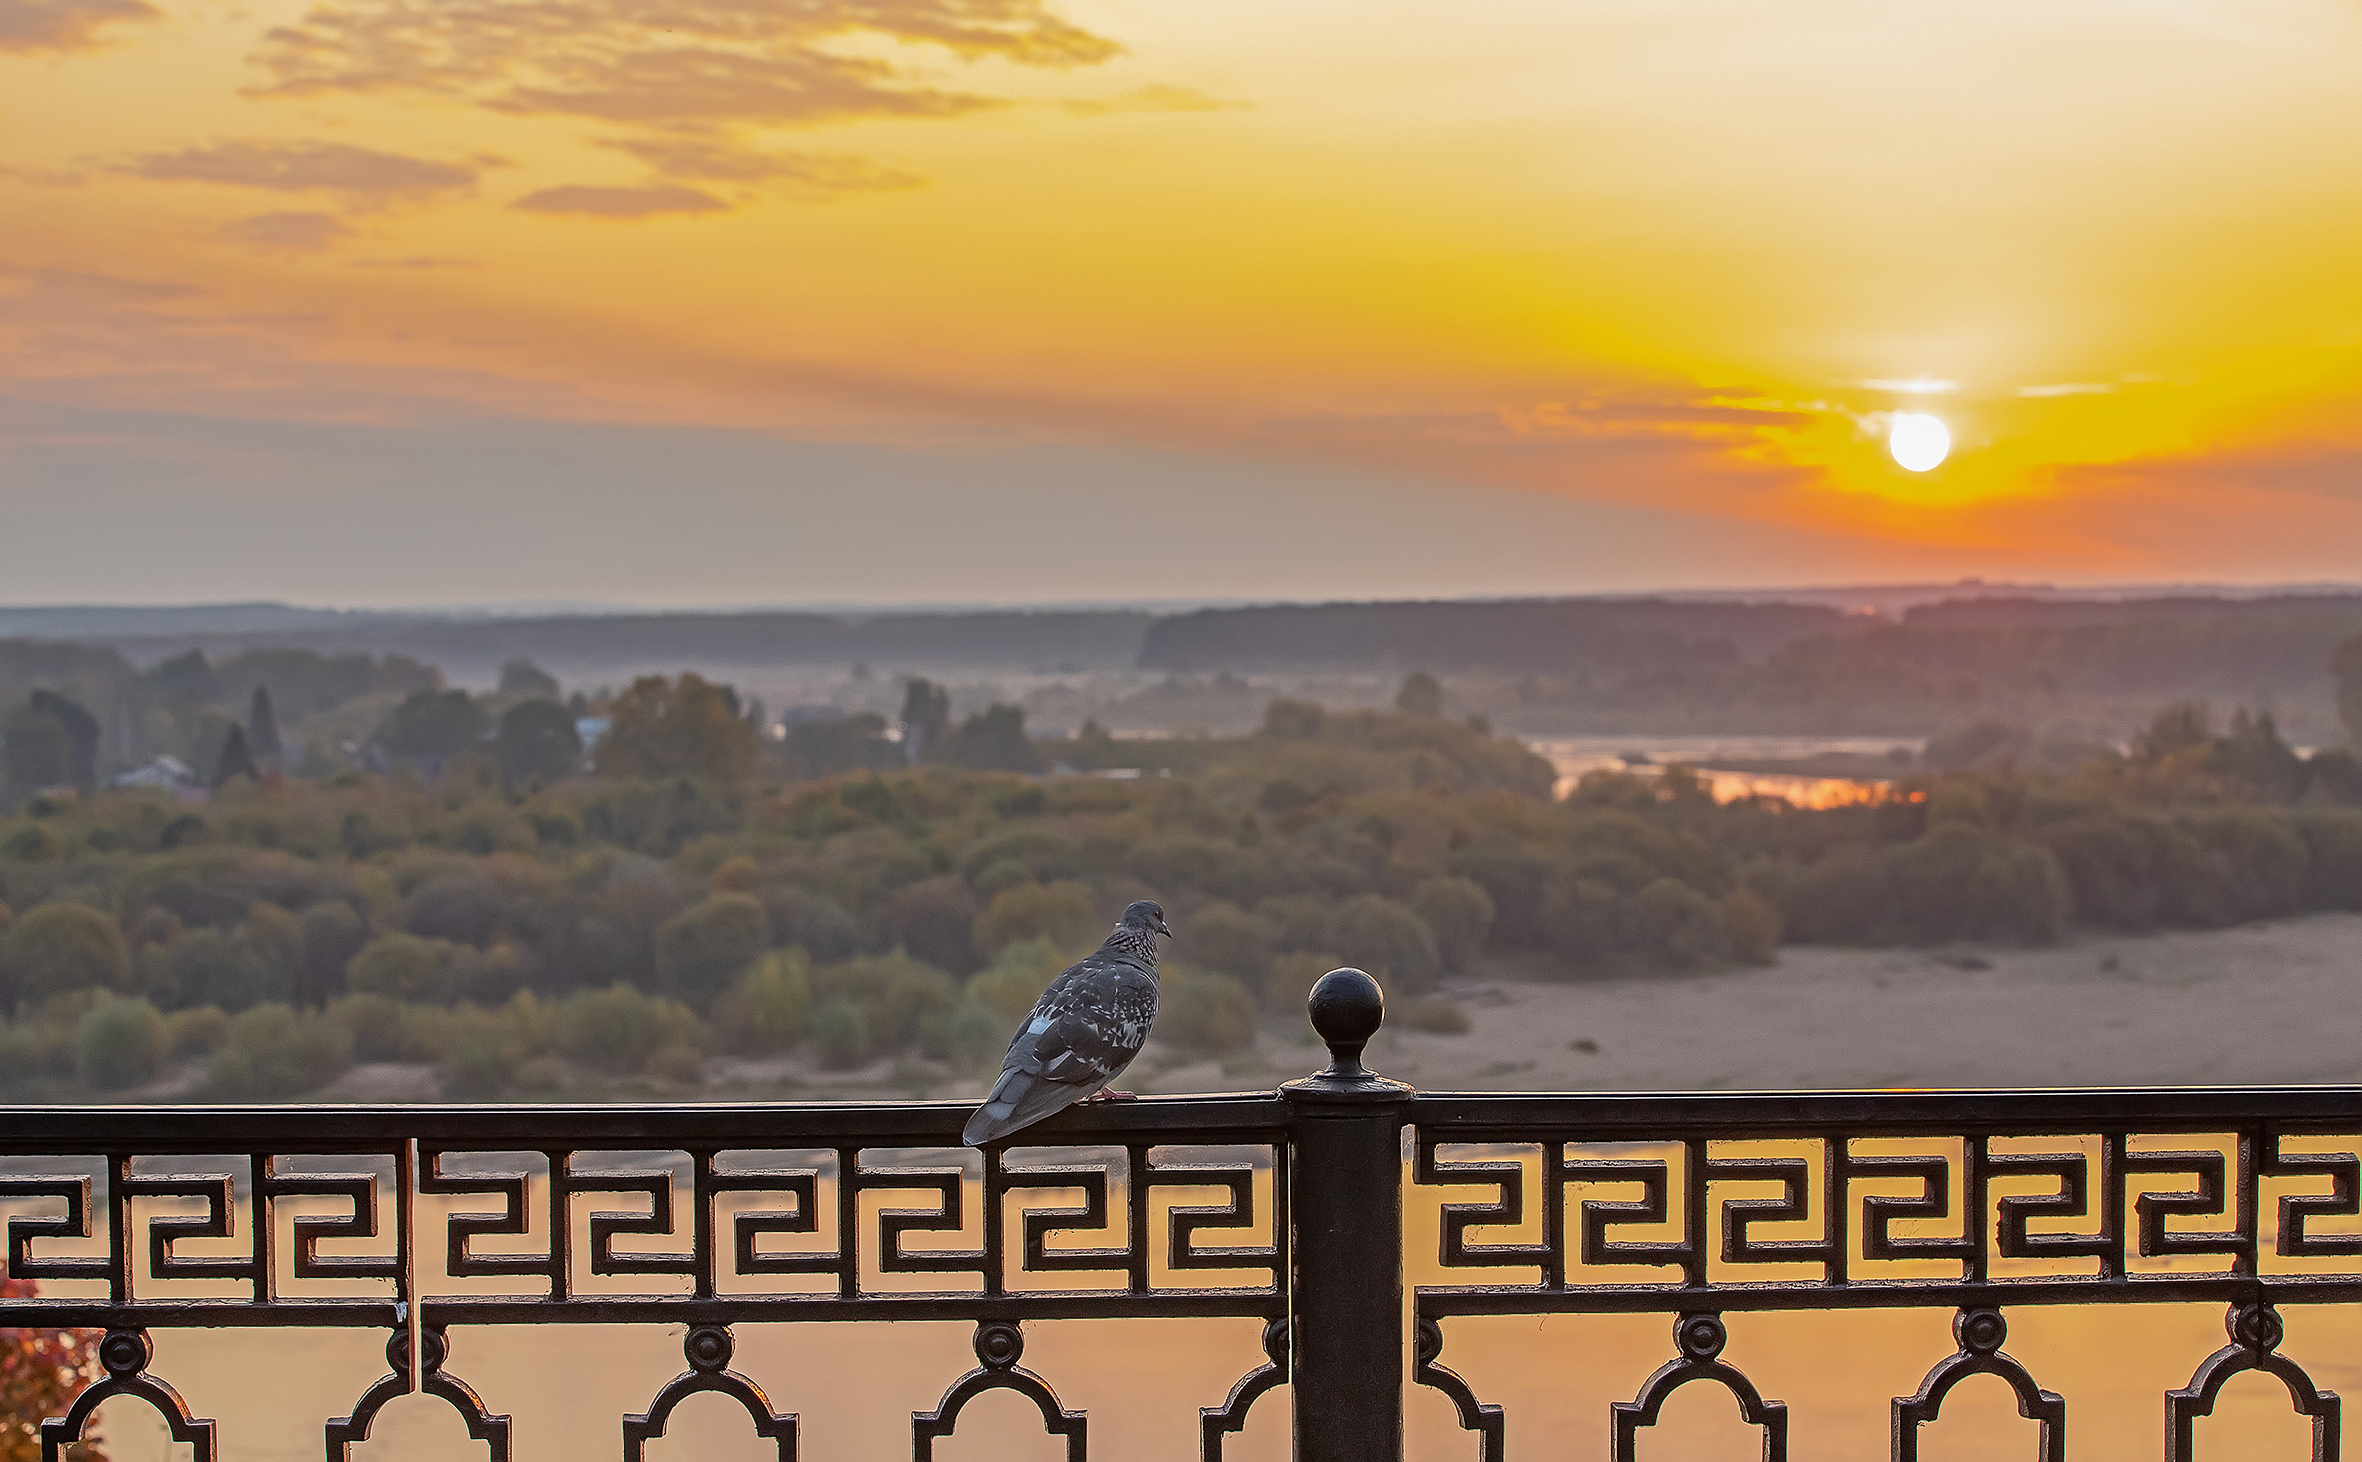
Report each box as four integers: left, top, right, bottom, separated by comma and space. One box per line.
1888, 413, 1950, 472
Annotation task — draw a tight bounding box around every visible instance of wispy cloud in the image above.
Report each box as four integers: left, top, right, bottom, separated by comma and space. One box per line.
1860, 377, 1958, 394
248, 0, 1120, 127
2016, 382, 2114, 397
220, 210, 355, 251
597, 135, 921, 194
350, 255, 478, 269
512, 183, 727, 218
0, 0, 157, 53
1063, 84, 1247, 117
120, 140, 485, 200
240, 0, 1113, 215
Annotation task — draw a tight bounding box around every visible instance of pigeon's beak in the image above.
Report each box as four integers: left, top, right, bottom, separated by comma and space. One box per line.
1156, 919, 1173, 938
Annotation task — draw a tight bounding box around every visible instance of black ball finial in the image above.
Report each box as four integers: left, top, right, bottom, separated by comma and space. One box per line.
1308, 967, 1384, 1076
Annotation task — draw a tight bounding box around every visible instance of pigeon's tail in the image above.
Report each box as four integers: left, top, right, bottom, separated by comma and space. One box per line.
962, 1068, 1084, 1146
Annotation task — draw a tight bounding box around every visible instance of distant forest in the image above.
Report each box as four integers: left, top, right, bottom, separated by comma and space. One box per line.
4, 588, 2362, 752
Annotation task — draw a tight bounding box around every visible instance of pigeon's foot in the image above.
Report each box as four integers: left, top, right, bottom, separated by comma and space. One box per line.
1085, 1088, 1137, 1102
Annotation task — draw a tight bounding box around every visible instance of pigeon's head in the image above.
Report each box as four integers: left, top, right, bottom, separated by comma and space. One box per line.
1117, 900, 1173, 942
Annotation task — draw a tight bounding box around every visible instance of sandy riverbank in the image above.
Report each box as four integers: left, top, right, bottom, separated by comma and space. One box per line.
1149, 911, 2362, 1094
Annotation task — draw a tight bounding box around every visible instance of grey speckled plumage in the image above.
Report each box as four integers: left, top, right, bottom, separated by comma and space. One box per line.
962, 900, 1171, 1146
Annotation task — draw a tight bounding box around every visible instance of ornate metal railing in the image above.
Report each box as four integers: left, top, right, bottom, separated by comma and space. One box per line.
5, 967, 2362, 1459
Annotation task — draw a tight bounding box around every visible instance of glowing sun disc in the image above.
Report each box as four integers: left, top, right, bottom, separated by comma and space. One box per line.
1888, 413, 1950, 472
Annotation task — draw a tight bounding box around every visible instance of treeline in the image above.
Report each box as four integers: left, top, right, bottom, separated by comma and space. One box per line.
0, 696, 1559, 1099
1141, 599, 1848, 673
1, 684, 2358, 1103
1143, 594, 2362, 738
0, 640, 441, 799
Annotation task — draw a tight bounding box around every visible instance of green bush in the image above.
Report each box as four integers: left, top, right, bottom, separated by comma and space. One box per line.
2035, 813, 2160, 929
1182, 902, 1279, 988
761, 886, 860, 962
208, 1003, 354, 1097
168, 928, 278, 1012
810, 997, 871, 1069
710, 949, 812, 1052
1720, 886, 1782, 965
1328, 895, 1440, 993
2295, 811, 2362, 911
0, 1016, 74, 1079
972, 881, 1097, 960
167, 1004, 231, 1056
345, 934, 480, 1004
1887, 824, 2070, 943
965, 938, 1066, 1021
1412, 877, 1494, 973
1157, 968, 1256, 1053
812, 951, 957, 1050
876, 876, 979, 975
919, 1000, 1007, 1071
327, 993, 408, 1061
655, 892, 770, 1010
1781, 847, 1897, 944
75, 996, 171, 1089
1265, 951, 1341, 1015
2, 902, 129, 1009
2185, 810, 2309, 924
554, 984, 699, 1074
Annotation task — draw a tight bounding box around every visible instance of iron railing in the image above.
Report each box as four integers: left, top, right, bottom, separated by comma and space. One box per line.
3, 966, 2360, 1459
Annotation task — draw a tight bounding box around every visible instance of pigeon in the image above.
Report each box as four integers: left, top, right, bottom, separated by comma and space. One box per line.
962, 900, 1171, 1146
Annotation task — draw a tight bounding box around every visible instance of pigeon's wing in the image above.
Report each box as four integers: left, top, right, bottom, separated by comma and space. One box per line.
962, 979, 1152, 1146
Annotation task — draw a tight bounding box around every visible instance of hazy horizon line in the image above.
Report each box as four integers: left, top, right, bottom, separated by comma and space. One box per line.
6, 576, 2362, 624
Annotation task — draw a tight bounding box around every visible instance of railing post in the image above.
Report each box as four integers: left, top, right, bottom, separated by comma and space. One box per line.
1282, 967, 1412, 1462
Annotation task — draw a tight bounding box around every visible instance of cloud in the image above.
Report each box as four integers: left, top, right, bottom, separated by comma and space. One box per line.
121, 140, 481, 199
0, 0, 157, 53
598, 135, 921, 193
350, 255, 478, 269
2016, 382, 2115, 397
220, 211, 355, 252
1860, 377, 1959, 394
248, 0, 1120, 128
512, 183, 728, 218
1063, 84, 1248, 117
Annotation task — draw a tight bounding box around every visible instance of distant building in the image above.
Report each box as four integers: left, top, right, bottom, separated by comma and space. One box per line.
111, 755, 197, 791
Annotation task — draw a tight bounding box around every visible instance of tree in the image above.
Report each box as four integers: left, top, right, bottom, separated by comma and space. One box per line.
0, 703, 70, 803
940, 704, 1042, 773
2334, 632, 2362, 750
1412, 877, 1494, 972
29, 690, 98, 792
784, 714, 898, 778
900, 679, 950, 763
146, 648, 221, 707
211, 724, 258, 789
0, 902, 129, 1009
495, 699, 583, 786
1395, 670, 1445, 718
594, 675, 760, 781
972, 881, 1096, 959
1, 1276, 109, 1462
75, 996, 170, 1089
377, 689, 491, 761
654, 893, 770, 1010
248, 685, 283, 764
498, 659, 561, 699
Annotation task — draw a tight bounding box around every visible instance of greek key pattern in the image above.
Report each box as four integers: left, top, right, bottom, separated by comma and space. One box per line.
1415, 1127, 2362, 1310
1409, 1094, 2362, 1461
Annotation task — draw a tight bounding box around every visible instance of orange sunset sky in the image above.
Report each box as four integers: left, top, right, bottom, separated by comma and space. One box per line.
4, 0, 2362, 605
